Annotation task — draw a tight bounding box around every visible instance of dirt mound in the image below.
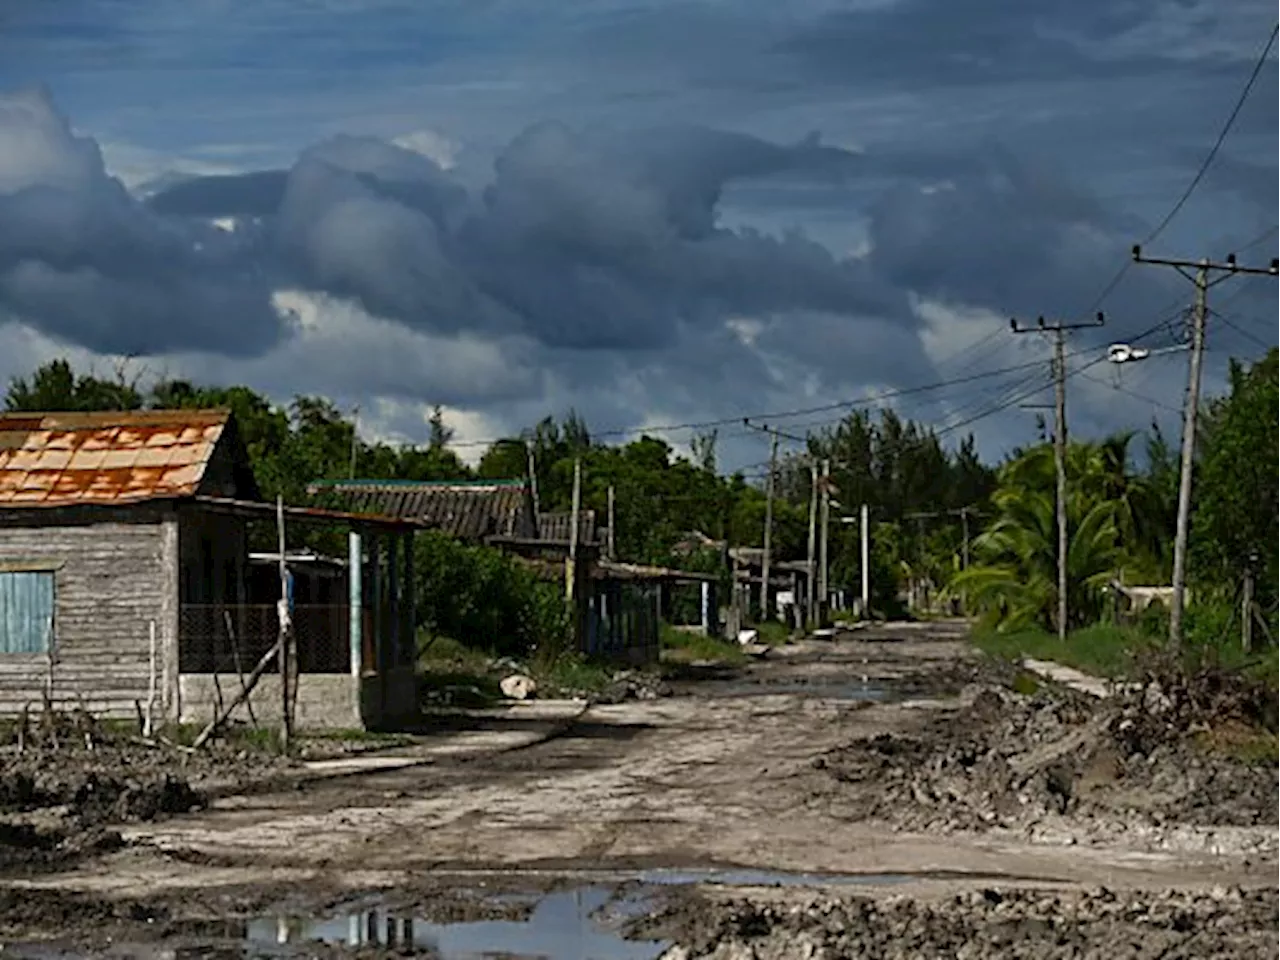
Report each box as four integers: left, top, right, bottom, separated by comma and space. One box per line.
815, 683, 1277, 844
642, 885, 1279, 959
0, 711, 291, 874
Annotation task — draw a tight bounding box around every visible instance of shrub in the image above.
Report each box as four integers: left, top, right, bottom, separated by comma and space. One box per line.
412, 532, 567, 658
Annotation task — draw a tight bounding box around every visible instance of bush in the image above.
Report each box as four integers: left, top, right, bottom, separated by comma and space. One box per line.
412, 532, 567, 658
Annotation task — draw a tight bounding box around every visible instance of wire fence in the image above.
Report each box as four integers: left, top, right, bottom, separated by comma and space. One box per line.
179, 604, 351, 674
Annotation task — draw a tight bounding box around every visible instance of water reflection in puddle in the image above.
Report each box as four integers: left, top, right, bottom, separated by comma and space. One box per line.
248, 886, 666, 959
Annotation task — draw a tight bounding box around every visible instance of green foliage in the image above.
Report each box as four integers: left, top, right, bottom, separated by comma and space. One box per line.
953, 433, 1177, 632
970, 623, 1156, 679
412, 532, 567, 658
659, 622, 748, 665
1192, 349, 1278, 608
5, 358, 144, 412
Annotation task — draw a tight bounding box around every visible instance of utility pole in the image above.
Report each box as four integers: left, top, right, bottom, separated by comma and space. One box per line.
526, 441, 541, 538
760, 430, 779, 621
806, 462, 818, 629
818, 458, 831, 623
1131, 246, 1278, 648
859, 503, 870, 618
1010, 312, 1105, 642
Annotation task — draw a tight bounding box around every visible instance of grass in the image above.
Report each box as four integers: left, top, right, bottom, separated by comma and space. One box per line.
753, 620, 793, 646
530, 652, 617, 695
660, 622, 748, 666
970, 623, 1156, 679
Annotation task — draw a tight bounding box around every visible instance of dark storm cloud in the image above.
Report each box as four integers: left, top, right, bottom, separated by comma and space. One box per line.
140, 118, 915, 352
864, 147, 1185, 330
0, 88, 283, 355
770, 0, 1268, 90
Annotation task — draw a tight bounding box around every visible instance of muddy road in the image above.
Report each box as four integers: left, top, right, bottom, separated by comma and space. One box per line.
0, 620, 1274, 957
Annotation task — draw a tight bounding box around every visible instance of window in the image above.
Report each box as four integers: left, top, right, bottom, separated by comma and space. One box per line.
0, 571, 55, 654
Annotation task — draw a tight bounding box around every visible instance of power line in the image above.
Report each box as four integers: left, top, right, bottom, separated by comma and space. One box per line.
1074, 24, 1277, 323
1078, 371, 1183, 414
1142, 23, 1278, 247
1212, 309, 1277, 351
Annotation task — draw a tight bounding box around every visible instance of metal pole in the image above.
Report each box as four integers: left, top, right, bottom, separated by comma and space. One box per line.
860, 503, 870, 617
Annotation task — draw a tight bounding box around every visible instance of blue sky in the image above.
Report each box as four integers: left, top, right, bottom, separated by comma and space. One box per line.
0, 0, 1275, 470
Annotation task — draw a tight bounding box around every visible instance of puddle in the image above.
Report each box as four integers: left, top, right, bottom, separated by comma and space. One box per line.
246, 886, 667, 958
635, 867, 908, 888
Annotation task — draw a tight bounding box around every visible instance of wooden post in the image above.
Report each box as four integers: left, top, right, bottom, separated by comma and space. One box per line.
1241, 566, 1255, 652
565, 458, 582, 651
607, 484, 617, 560
819, 458, 830, 624
402, 531, 415, 665
275, 495, 291, 751
145, 619, 157, 738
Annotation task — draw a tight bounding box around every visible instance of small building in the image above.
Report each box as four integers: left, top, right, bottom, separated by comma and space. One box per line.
307, 479, 537, 542
0, 410, 422, 729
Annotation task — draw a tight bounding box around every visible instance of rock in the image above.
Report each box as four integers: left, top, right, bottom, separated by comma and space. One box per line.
500, 674, 538, 700
736, 628, 759, 646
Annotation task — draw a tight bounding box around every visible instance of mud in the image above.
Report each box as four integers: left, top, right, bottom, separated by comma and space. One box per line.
0, 621, 1273, 956
814, 681, 1278, 851
640, 884, 1279, 958
0, 717, 291, 873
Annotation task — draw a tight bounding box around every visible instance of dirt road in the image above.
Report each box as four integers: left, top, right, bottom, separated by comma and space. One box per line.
1, 621, 1274, 957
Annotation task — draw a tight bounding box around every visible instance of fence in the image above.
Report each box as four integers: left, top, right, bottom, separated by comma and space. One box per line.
179, 604, 350, 674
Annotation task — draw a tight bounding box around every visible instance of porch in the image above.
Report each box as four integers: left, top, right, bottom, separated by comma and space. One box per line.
173, 498, 424, 730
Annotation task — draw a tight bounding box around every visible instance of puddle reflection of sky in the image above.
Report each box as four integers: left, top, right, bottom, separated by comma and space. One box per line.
245, 886, 667, 959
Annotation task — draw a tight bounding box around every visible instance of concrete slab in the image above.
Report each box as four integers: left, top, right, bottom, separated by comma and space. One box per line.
1020, 658, 1137, 698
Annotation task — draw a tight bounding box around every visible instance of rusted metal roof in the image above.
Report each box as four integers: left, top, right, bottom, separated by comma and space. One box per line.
0, 410, 231, 507
309, 479, 535, 542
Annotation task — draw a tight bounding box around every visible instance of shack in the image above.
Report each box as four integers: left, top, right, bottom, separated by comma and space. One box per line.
0, 410, 422, 729
307, 479, 537, 541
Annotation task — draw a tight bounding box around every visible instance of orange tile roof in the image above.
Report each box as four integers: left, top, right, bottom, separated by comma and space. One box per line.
0, 410, 230, 507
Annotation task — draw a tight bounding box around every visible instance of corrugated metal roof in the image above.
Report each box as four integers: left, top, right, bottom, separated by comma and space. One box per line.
538, 510, 600, 545
310, 479, 534, 542
0, 410, 230, 507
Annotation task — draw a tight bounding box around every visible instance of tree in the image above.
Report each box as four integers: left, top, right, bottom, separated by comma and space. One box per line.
1192, 349, 1278, 607
952, 477, 1121, 632
427, 405, 454, 450
6, 359, 143, 412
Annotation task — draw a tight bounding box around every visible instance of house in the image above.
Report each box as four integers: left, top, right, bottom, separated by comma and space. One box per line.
306, 479, 537, 543
0, 410, 423, 730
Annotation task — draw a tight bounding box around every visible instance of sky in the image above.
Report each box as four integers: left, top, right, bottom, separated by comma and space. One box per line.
0, 0, 1276, 474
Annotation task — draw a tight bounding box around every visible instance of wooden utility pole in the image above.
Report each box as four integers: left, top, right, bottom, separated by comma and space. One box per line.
1010, 312, 1105, 642
806, 462, 818, 629
818, 458, 831, 621
1131, 246, 1278, 648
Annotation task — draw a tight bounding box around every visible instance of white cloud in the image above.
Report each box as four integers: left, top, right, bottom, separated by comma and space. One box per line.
391, 129, 461, 170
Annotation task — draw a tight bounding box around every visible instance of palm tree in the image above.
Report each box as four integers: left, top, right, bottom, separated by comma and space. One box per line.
951, 441, 1130, 632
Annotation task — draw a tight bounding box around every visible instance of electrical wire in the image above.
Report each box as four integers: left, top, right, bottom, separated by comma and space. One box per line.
1212, 310, 1277, 351
1078, 371, 1183, 414
1141, 23, 1278, 248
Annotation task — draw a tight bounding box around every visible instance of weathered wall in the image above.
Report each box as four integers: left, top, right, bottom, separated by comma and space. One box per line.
0, 507, 171, 718
179, 674, 363, 729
